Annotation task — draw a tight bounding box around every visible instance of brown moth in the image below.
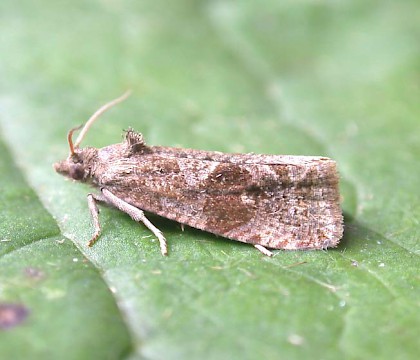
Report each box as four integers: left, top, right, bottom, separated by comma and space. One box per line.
54, 92, 343, 256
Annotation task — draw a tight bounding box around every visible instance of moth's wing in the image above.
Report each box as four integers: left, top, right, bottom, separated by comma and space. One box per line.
102, 153, 343, 250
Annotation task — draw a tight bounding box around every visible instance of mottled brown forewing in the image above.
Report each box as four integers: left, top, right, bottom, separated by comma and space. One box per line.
100, 146, 343, 250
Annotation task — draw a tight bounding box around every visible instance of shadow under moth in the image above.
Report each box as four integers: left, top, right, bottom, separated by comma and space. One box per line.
54, 92, 343, 256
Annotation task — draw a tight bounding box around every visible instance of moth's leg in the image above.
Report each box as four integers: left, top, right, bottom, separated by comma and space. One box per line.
87, 193, 109, 247
101, 188, 168, 256
254, 244, 273, 257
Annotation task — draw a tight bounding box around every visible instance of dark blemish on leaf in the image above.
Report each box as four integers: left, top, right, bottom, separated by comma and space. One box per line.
24, 267, 45, 281
0, 303, 29, 330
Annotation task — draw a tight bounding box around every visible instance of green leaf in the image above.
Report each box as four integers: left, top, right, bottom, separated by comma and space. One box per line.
0, 141, 131, 359
0, 1, 418, 359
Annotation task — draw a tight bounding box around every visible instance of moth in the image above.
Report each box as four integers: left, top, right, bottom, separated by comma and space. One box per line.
54, 92, 343, 256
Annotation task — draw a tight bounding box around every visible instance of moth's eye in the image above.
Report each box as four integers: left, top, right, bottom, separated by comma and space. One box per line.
69, 164, 85, 180
70, 153, 82, 163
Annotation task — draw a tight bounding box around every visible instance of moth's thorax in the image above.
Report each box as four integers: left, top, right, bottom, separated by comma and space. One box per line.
97, 143, 127, 163
53, 147, 98, 182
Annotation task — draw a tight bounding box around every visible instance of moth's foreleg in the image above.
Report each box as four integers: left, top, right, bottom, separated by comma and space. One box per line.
254, 244, 273, 257
87, 193, 108, 247
101, 188, 168, 256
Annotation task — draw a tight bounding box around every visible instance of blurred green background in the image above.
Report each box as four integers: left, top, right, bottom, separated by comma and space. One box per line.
0, 1, 419, 359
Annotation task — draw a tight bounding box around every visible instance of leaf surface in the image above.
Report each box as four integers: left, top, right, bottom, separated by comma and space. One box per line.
0, 1, 418, 359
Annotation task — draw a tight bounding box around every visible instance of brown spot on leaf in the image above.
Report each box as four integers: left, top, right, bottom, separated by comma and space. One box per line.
0, 303, 29, 330
24, 267, 45, 281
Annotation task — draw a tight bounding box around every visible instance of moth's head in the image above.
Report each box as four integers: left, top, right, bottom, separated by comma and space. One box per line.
53, 125, 97, 182
54, 151, 98, 182
53, 91, 131, 182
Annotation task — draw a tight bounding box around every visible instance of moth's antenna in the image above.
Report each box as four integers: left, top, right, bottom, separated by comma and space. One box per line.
74, 90, 132, 148
68, 124, 83, 156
